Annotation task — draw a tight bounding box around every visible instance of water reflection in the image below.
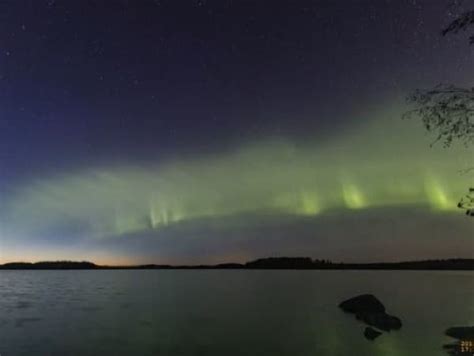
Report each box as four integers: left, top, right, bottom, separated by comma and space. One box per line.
0, 270, 472, 356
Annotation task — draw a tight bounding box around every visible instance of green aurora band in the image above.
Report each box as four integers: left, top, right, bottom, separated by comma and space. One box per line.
1, 113, 472, 241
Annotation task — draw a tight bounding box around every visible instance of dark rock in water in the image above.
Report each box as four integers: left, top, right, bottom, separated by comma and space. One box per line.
339, 294, 386, 314
444, 327, 474, 355
356, 312, 402, 332
364, 327, 382, 341
339, 294, 402, 334
446, 326, 474, 340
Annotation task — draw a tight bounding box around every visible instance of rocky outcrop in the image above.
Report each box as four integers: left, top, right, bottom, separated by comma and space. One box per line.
339, 294, 402, 340
339, 294, 386, 314
364, 327, 382, 341
356, 311, 402, 332
445, 326, 474, 340
443, 326, 474, 355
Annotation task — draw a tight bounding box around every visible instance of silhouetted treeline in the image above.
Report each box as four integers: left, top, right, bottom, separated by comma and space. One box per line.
245, 257, 328, 269
0, 257, 472, 270
244, 257, 474, 270
0, 261, 97, 270
334, 259, 474, 271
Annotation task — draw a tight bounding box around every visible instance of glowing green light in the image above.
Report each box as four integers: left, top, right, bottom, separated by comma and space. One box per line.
148, 201, 159, 228
3, 114, 472, 239
342, 183, 367, 209
424, 177, 456, 211
272, 191, 321, 216
299, 192, 322, 215
115, 212, 147, 235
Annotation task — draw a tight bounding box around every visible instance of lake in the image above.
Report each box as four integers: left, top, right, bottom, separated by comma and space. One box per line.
0, 270, 472, 355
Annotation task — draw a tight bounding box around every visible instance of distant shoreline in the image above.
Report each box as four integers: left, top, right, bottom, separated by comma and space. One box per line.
0, 257, 473, 270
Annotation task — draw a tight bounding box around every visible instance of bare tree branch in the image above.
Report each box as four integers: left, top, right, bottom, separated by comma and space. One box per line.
458, 188, 474, 216
405, 3, 474, 216
442, 10, 474, 43
404, 84, 474, 147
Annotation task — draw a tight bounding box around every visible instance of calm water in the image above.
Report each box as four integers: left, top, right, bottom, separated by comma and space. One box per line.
0, 270, 472, 356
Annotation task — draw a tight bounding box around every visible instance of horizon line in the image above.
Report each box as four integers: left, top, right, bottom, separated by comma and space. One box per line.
1, 257, 473, 270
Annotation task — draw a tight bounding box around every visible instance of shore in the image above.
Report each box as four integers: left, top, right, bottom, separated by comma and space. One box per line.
1, 257, 473, 270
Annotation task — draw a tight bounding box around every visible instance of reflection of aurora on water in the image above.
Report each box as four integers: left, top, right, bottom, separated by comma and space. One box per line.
2, 115, 472, 240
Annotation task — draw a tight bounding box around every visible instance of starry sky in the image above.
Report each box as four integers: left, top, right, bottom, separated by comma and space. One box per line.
0, 0, 473, 265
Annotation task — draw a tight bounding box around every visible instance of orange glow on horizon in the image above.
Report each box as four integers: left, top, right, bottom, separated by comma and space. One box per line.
0, 249, 136, 266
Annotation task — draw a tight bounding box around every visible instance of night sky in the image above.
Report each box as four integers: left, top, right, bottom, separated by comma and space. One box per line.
0, 0, 473, 265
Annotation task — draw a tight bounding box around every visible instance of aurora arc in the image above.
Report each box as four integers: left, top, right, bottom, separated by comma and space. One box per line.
1, 112, 472, 243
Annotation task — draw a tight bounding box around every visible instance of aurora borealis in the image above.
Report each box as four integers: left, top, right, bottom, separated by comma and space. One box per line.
3, 114, 473, 236
0, 0, 473, 264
